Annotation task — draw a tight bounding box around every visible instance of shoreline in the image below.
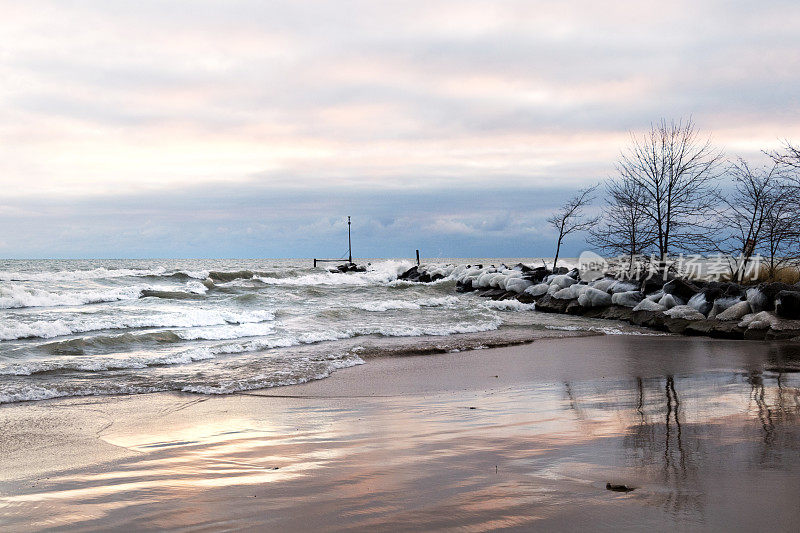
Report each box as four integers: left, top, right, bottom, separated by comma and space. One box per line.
2, 334, 800, 531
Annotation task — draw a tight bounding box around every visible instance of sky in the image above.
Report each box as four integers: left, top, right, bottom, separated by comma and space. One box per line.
1, 0, 799, 259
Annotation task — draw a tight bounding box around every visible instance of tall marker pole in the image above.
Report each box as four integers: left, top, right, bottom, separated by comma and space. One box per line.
347, 216, 352, 264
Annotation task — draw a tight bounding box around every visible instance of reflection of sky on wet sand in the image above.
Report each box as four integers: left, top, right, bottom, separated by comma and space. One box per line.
2, 341, 800, 530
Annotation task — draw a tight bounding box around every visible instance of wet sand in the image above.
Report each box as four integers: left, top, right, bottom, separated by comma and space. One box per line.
2, 335, 800, 531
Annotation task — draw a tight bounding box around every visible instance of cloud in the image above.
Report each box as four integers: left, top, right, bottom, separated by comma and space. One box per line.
0, 0, 798, 255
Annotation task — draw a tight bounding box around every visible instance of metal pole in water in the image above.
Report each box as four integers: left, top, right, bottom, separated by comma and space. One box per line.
347, 216, 352, 264
416, 249, 420, 265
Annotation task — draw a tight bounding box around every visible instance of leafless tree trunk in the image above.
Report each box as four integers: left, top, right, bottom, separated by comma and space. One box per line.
548, 186, 599, 270
615, 118, 724, 266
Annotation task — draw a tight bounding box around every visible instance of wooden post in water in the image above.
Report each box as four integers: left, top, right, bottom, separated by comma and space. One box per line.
313, 258, 317, 268
347, 216, 352, 264
416, 249, 420, 265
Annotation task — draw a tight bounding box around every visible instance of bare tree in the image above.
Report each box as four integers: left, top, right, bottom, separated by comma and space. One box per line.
590, 177, 656, 269
761, 187, 800, 280
615, 118, 724, 265
548, 186, 599, 270
715, 159, 783, 280
770, 140, 800, 171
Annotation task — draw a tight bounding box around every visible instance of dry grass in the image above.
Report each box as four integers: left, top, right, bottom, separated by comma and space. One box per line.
751, 265, 800, 285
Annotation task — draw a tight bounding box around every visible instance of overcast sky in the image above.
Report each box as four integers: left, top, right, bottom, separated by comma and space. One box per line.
2, 0, 799, 258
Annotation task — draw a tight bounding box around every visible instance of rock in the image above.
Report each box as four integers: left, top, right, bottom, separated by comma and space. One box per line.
456, 279, 475, 292
657, 293, 682, 309
534, 294, 572, 314
504, 278, 533, 294
684, 320, 745, 339
590, 278, 617, 292
523, 267, 551, 283
664, 305, 705, 321
663, 317, 693, 334
630, 309, 667, 330
524, 283, 550, 298
640, 276, 665, 295
663, 278, 701, 301
739, 311, 779, 330
399, 266, 420, 281
716, 301, 752, 321
600, 306, 635, 322
611, 291, 643, 308
516, 292, 537, 304
758, 282, 796, 308
606, 483, 635, 493
577, 287, 613, 308
565, 300, 589, 315
549, 275, 578, 290
775, 291, 800, 319
633, 299, 666, 312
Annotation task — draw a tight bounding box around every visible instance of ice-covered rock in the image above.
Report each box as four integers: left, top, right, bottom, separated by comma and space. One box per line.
611, 291, 643, 308
646, 290, 664, 302
687, 292, 709, 315
609, 281, 638, 294
590, 278, 617, 292
504, 278, 533, 294
633, 299, 667, 312
664, 305, 705, 321
716, 300, 752, 321
746, 287, 768, 313
553, 287, 577, 300
577, 287, 612, 308
739, 311, 779, 330
707, 297, 742, 319
524, 283, 550, 297
658, 293, 682, 309
549, 275, 578, 290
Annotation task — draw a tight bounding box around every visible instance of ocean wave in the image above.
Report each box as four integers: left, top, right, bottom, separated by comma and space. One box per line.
0, 353, 365, 403
0, 349, 217, 376
0, 284, 142, 309
0, 309, 276, 341
354, 296, 460, 312
0, 267, 209, 283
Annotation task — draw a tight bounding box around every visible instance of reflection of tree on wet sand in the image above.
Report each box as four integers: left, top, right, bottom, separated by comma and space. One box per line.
747, 369, 800, 465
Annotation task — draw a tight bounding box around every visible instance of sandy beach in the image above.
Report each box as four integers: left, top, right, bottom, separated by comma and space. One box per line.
2, 334, 799, 531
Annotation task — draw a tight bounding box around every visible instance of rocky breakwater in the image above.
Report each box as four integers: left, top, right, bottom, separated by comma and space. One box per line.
397, 263, 800, 341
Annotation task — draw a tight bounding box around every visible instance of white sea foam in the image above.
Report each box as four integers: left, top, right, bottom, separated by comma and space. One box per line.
0, 308, 275, 341
354, 295, 460, 312
0, 284, 142, 309
483, 300, 535, 311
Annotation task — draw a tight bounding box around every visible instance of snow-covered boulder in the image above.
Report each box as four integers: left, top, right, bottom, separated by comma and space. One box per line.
739, 311, 779, 330
609, 281, 638, 294
590, 278, 617, 292
524, 283, 550, 297
612, 291, 643, 308
716, 300, 752, 321
504, 278, 533, 294
746, 287, 769, 313
658, 293, 682, 309
577, 287, 612, 308
707, 297, 742, 319
664, 305, 705, 321
550, 275, 578, 290
553, 286, 578, 300
633, 299, 667, 312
